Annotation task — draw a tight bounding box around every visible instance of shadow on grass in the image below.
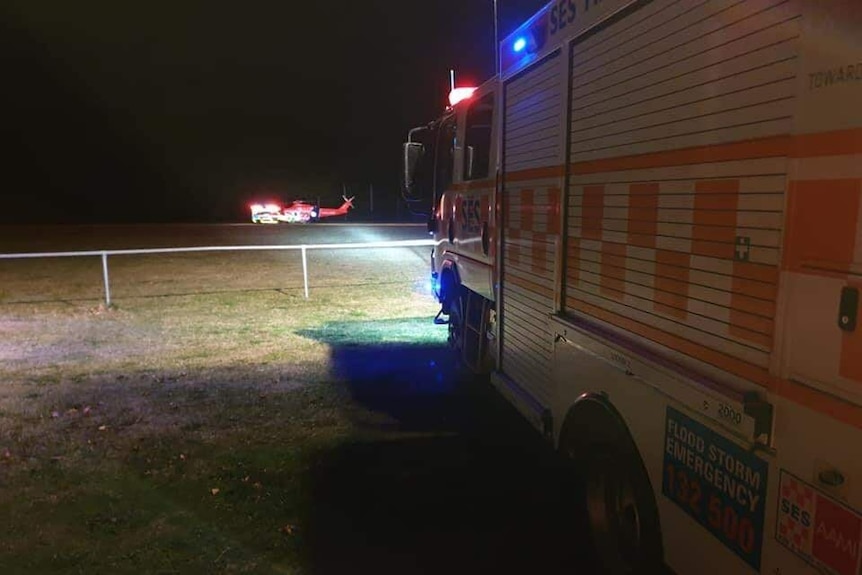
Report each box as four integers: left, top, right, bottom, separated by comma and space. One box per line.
297, 318, 594, 574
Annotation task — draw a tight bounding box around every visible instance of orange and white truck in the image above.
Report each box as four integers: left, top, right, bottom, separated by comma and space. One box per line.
402, 0, 862, 573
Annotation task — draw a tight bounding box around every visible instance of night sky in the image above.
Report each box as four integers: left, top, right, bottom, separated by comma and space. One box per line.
1, 1, 546, 224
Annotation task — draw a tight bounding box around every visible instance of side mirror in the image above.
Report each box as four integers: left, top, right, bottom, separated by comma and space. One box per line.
402, 142, 424, 198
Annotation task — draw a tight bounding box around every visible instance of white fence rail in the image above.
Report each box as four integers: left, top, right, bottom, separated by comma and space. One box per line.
0, 239, 435, 306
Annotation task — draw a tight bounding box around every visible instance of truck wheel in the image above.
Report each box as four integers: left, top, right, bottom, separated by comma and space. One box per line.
560, 404, 663, 574
446, 285, 466, 354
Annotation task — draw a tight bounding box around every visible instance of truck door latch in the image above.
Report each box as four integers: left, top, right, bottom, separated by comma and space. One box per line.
838, 286, 858, 332
744, 392, 774, 447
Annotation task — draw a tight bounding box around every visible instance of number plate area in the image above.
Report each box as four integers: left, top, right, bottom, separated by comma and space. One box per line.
663, 406, 769, 571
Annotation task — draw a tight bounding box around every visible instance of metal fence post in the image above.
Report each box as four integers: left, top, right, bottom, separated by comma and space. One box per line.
301, 245, 309, 299
101, 252, 112, 307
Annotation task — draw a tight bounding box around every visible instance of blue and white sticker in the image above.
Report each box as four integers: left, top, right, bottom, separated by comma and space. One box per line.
662, 406, 769, 570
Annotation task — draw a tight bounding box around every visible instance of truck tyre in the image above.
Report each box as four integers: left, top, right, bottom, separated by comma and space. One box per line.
446, 284, 466, 355
559, 400, 663, 574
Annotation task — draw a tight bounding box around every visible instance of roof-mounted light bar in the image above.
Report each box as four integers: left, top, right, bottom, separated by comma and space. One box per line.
501, 4, 551, 76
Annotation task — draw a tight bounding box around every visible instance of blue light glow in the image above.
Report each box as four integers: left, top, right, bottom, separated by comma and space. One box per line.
513, 37, 527, 52
430, 273, 440, 297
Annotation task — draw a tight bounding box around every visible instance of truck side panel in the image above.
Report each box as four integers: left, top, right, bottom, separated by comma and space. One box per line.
494, 0, 861, 573
564, 0, 797, 383
551, 0, 862, 573
777, 0, 862, 406
498, 50, 565, 416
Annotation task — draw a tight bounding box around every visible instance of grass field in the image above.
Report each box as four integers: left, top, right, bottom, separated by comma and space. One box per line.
0, 225, 588, 574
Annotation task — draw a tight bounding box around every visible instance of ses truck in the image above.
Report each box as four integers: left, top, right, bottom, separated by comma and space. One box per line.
402, 1, 862, 574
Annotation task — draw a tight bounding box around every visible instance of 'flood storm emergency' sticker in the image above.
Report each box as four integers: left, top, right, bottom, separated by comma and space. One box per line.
776, 470, 862, 575
662, 406, 768, 570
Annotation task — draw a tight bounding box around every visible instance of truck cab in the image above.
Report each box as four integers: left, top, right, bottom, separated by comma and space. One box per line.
403, 79, 499, 371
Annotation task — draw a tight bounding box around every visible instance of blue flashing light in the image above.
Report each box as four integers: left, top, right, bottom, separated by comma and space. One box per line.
430, 272, 441, 298
513, 37, 527, 53
501, 6, 550, 75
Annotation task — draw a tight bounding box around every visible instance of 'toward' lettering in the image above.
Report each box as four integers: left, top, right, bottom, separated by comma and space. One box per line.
809, 64, 862, 89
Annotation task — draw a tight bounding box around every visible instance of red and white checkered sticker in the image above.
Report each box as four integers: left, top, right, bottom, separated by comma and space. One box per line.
776, 470, 862, 575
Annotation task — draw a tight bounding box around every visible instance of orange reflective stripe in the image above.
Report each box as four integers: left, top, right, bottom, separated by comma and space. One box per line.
564, 129, 862, 176
628, 183, 659, 248
692, 181, 740, 263
732, 275, 778, 301
582, 185, 604, 241
728, 291, 776, 317
783, 179, 860, 273
777, 379, 862, 431
732, 261, 779, 285
695, 180, 740, 195
655, 249, 690, 320
692, 241, 736, 260
727, 310, 773, 335
792, 127, 862, 157
571, 136, 790, 175
730, 266, 776, 347
504, 165, 565, 182
601, 242, 626, 299
502, 130, 862, 182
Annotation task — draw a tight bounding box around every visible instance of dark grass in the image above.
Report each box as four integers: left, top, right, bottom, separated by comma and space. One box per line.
0, 321, 598, 575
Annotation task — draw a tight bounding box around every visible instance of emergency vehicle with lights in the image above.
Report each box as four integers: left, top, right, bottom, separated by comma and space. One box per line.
249, 196, 354, 224
250, 203, 285, 224
402, 1, 862, 573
